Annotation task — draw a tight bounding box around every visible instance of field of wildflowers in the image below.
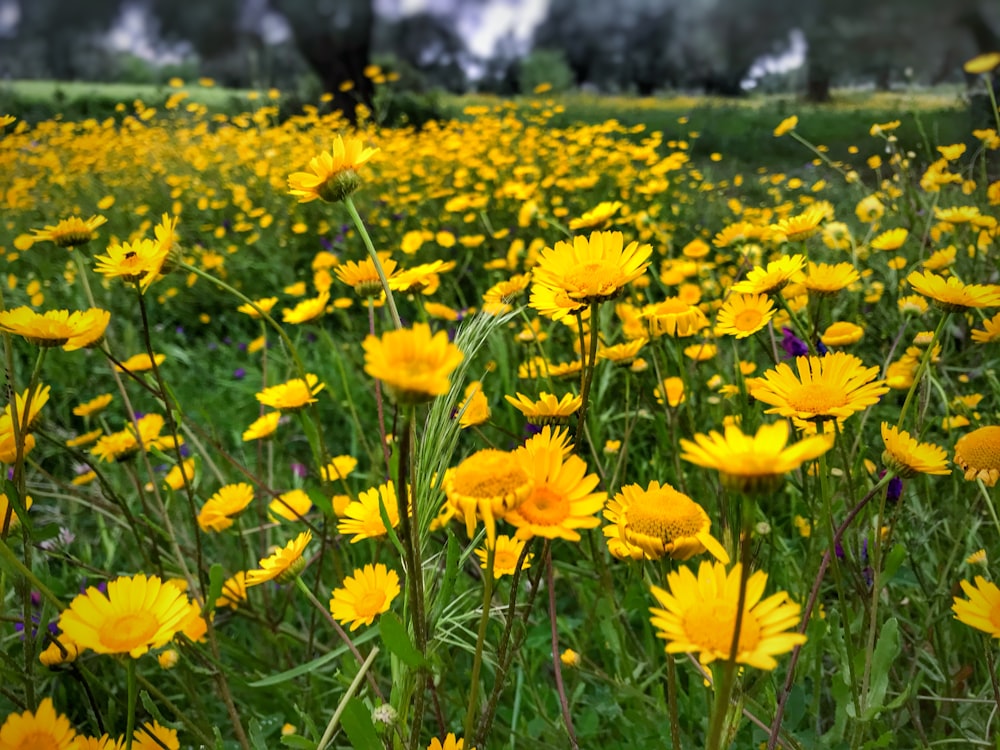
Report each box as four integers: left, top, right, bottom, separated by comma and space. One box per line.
2, 62, 1000, 750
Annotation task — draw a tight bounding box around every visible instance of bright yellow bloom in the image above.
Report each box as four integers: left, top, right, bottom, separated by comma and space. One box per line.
29, 215, 107, 248
329, 563, 400, 631
0, 385, 49, 463
714, 293, 774, 338
363, 323, 463, 405
972, 312, 1000, 344
335, 255, 399, 297
649, 561, 807, 670
954, 425, 1000, 487
654, 376, 686, 408
256, 374, 325, 412
0, 698, 76, 749
59, 574, 192, 658
288, 134, 379, 203
215, 572, 248, 610
0, 307, 110, 350
605, 481, 728, 562
907, 270, 1000, 312
245, 531, 313, 586
197, 483, 254, 532
870, 228, 908, 251
474, 535, 533, 578
338, 482, 401, 542
880, 423, 950, 478
505, 392, 582, 425
770, 205, 825, 241
680, 420, 833, 493
321, 454, 358, 482
237, 296, 278, 318
426, 734, 475, 750
132, 721, 180, 750
242, 411, 281, 441
439, 448, 532, 543
115, 352, 165, 373
596, 338, 647, 366
162, 457, 195, 491
93, 237, 170, 291
964, 52, 1000, 74
281, 291, 329, 324
38, 637, 80, 666
642, 298, 709, 338
749, 352, 888, 423
268, 489, 313, 522
773, 115, 798, 137
953, 576, 1000, 637
821, 321, 864, 347
568, 200, 623, 231
457, 381, 491, 428
73, 393, 113, 417
802, 262, 859, 296
731, 254, 805, 295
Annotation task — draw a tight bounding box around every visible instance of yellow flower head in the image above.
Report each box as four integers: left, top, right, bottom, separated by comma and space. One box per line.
73, 393, 113, 418
256, 374, 325, 412
426, 733, 474, 750
338, 482, 402, 543
335, 255, 399, 297
802, 261, 860, 296
242, 411, 282, 442
880, 423, 950, 479
649, 560, 807, 670
93, 238, 169, 291
504, 391, 582, 426
605, 481, 729, 562
329, 563, 401, 631
770, 205, 825, 242
907, 270, 1000, 312
132, 721, 180, 750
245, 531, 313, 586
0, 307, 110, 350
281, 291, 330, 324
268, 489, 313, 522
197, 483, 254, 532
474, 534, 533, 578
0, 698, 76, 749
642, 297, 709, 338
654, 376, 686, 408
59, 573, 192, 658
714, 293, 775, 338
680, 420, 833, 494
568, 200, 623, 231
972, 311, 1000, 344
964, 52, 1000, 74
440, 448, 532, 544
288, 134, 379, 203
457, 381, 491, 428
29, 215, 107, 248
953, 576, 1000, 637
954, 425, 1000, 487
773, 115, 798, 137
363, 323, 463, 405
821, 321, 864, 347
749, 352, 888, 423
731, 254, 805, 295
215, 572, 249, 610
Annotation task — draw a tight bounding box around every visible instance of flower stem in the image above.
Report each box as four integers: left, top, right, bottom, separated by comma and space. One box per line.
463, 540, 496, 740
547, 547, 579, 749
124, 657, 137, 750
316, 646, 381, 750
575, 301, 601, 437
896, 312, 949, 430
344, 196, 402, 330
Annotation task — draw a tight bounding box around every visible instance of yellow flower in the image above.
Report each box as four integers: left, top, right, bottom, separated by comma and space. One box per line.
245, 531, 313, 586
505, 392, 582, 426
0, 385, 49, 463
474, 535, 533, 578
215, 572, 248, 610
649, 560, 807, 670
256, 374, 325, 412
0, 493, 31, 531
880, 423, 950, 478
73, 393, 113, 417
967, 549, 988, 566
770, 205, 825, 242
197, 483, 254, 532
749, 352, 888, 423
338, 482, 401, 542
335, 255, 399, 297
268, 489, 313, 522
132, 721, 179, 750
653, 377, 686, 408
907, 270, 1000, 312
714, 293, 774, 338
329, 563, 401, 631
568, 200, 623, 231
953, 576, 1000, 637
773, 115, 798, 137
0, 698, 76, 749
426, 733, 474, 750
38, 636, 80, 666
59, 574, 192, 658
801, 262, 859, 296
605, 481, 729, 562
870, 228, 908, 251
821, 321, 864, 347
0, 307, 110, 350
115, 352, 166, 373
288, 134, 379, 203
242, 411, 281, 441
440, 448, 532, 543
29, 215, 107, 248
505, 426, 605, 542
363, 323, 463, 405
954, 425, 1000, 487
855, 194, 884, 223
321, 455, 358, 482
596, 338, 647, 366
680, 420, 833, 494
237, 296, 278, 318
972, 312, 1000, 344
530, 230, 652, 317
642, 298, 709, 338
964, 52, 1000, 74
281, 291, 329, 324
389, 259, 456, 295
731, 254, 805, 295
162, 457, 196, 491
457, 381, 490, 428
93, 237, 170, 291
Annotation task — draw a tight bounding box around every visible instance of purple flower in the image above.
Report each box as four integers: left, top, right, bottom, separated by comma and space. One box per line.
233, 368, 246, 380
780, 327, 809, 358
291, 463, 308, 478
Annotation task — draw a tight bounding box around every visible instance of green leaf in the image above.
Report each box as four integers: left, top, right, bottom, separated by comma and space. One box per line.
340, 697, 381, 750
883, 544, 906, 582
206, 563, 225, 615
280, 736, 317, 749
379, 611, 429, 669
249, 629, 377, 687
861, 617, 900, 721
248, 718, 269, 750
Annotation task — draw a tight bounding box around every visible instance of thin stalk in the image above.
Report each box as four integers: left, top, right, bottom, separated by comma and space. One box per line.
316, 647, 381, 750
666, 652, 683, 749
344, 196, 402, 329
896, 312, 949, 430
124, 658, 137, 750
547, 548, 579, 749
464, 541, 496, 740
369, 297, 393, 474
575, 301, 601, 438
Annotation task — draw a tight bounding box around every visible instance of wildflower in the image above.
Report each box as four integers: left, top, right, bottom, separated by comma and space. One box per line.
281, 291, 330, 324
505, 392, 582, 426
29, 215, 107, 248
288, 134, 379, 203
255, 374, 325, 412
440, 448, 532, 543
363, 323, 463, 405
197, 483, 254, 532
953, 576, 1000, 637
329, 563, 400, 631
457, 381, 490, 428
680, 420, 833, 494
237, 296, 278, 318
242, 412, 281, 441
321, 455, 358, 482
568, 201, 623, 231
972, 312, 1000, 344
132, 721, 180, 750
162, 458, 195, 491
954, 425, 1000, 487
38, 636, 80, 666
801, 262, 859, 296
115, 352, 165, 373
649, 560, 807, 669
560, 649, 581, 668
59, 574, 192, 658
967, 549, 988, 565
907, 270, 1000, 312
215, 572, 248, 610
506, 426, 605, 542
820, 321, 864, 347
336, 255, 399, 297
0, 698, 76, 749
749, 352, 889, 423
773, 115, 798, 137
596, 338, 647, 366
338, 482, 401, 542
73, 393, 113, 418
731, 254, 805, 295
770, 205, 826, 242
965, 52, 1000, 74
427, 734, 474, 750
158, 650, 179, 670
268, 489, 313, 522
0, 307, 110, 350
714, 294, 774, 338
880, 424, 950, 478
855, 195, 884, 223
605, 481, 728, 562
245, 531, 313, 586
643, 298, 709, 338
474, 535, 533, 578
654, 377, 686, 407
870, 228, 908, 251
93, 238, 169, 291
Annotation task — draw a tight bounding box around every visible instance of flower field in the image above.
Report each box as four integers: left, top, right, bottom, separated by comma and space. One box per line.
1, 73, 1000, 750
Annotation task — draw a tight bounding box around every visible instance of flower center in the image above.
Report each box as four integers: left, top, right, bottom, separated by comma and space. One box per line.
733, 309, 764, 331
956, 426, 1000, 469
516, 485, 568, 525
452, 451, 529, 501
101, 611, 159, 652
682, 602, 761, 657
14, 732, 61, 750
564, 263, 624, 298
786, 383, 845, 414
357, 590, 387, 618
494, 549, 518, 572
625, 494, 703, 542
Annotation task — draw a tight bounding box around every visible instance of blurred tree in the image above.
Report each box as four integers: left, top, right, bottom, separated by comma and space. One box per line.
374, 11, 470, 92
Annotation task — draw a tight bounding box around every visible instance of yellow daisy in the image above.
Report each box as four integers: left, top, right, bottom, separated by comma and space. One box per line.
952, 576, 1000, 637
820, 321, 864, 347
649, 560, 807, 670
870, 227, 908, 251
29, 215, 107, 248
38, 636, 81, 666
59, 574, 192, 658
596, 338, 647, 366
93, 237, 170, 291
255, 374, 325, 412
474, 535, 533, 578
242, 412, 281, 441
72, 393, 113, 418
215, 572, 249, 610
907, 270, 1000, 312
335, 255, 399, 297
505, 426, 605, 542
801, 262, 860, 296
642, 298, 709, 338
237, 296, 278, 318
680, 420, 833, 494
0, 307, 110, 350
972, 312, 1000, 344
72, 734, 124, 750
132, 721, 180, 750
749, 352, 889, 423
197, 483, 254, 532
964, 52, 1000, 74
714, 293, 775, 338
457, 381, 491, 428
115, 352, 166, 373
880, 423, 950, 478
0, 493, 31, 530
245, 531, 313, 586
568, 200, 623, 231
773, 115, 798, 137
954, 426, 1000, 487
288, 134, 379, 203
363, 323, 463, 405
504, 392, 582, 426
268, 489, 313, 522
439, 448, 533, 544
0, 698, 76, 749
337, 482, 401, 543
654, 377, 686, 408
769, 205, 826, 242
320, 454, 358, 482
281, 291, 330, 324
731, 254, 805, 295
605, 481, 729, 562
426, 734, 474, 750
329, 563, 401, 631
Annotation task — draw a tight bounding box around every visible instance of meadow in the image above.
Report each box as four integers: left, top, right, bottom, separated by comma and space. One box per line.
1, 71, 1000, 750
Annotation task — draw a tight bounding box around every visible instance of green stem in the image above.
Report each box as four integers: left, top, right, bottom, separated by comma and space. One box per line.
895, 312, 949, 430
666, 652, 683, 750
124, 658, 137, 750
316, 646, 381, 750
344, 196, 402, 330
464, 541, 496, 739
0, 538, 62, 609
